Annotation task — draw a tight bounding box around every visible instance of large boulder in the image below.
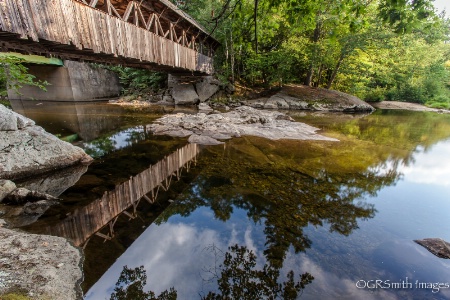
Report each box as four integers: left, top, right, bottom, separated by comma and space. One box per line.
171, 84, 200, 105
196, 77, 220, 102
148, 106, 339, 145
244, 85, 374, 112
0, 105, 92, 180
0, 226, 83, 299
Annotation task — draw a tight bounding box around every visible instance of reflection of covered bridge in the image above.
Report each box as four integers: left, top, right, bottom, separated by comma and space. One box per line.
45, 143, 200, 247
0, 0, 219, 74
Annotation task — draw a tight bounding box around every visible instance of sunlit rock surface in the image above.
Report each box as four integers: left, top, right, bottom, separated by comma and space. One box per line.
148, 106, 338, 145
0, 225, 83, 299
0, 104, 92, 180
243, 85, 375, 112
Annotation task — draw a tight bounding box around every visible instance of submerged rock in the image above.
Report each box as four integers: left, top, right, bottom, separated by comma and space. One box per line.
0, 225, 83, 299
0, 105, 93, 180
148, 106, 338, 145
415, 238, 450, 259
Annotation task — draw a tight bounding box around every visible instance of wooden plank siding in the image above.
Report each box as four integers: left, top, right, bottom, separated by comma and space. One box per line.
0, 0, 213, 74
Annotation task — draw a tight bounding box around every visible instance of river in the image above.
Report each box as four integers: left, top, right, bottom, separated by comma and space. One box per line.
9, 100, 450, 300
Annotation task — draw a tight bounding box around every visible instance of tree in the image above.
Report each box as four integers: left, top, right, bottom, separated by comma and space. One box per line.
0, 56, 47, 98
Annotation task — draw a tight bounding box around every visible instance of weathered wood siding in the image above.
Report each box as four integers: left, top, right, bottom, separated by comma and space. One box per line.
0, 0, 213, 74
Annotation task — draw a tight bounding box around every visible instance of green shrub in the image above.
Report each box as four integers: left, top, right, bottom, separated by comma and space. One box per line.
396, 85, 426, 103
364, 87, 386, 102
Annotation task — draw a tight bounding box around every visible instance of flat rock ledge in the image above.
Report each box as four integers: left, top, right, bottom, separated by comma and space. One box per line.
0, 224, 83, 299
415, 238, 450, 259
0, 105, 93, 180
242, 85, 375, 112
148, 106, 338, 145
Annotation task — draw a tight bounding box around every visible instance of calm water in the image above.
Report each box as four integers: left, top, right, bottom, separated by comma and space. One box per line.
9, 100, 450, 299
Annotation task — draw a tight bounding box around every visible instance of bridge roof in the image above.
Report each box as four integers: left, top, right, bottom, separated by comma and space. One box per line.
111, 0, 220, 50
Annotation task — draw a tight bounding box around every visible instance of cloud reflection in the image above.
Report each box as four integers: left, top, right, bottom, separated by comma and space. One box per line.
400, 141, 450, 186
85, 209, 265, 300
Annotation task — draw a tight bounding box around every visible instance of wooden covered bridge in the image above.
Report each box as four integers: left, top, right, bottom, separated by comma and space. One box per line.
0, 0, 219, 75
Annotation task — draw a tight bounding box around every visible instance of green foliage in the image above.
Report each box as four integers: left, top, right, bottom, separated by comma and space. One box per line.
174, 0, 450, 106
105, 65, 167, 96
364, 87, 386, 102
0, 56, 48, 96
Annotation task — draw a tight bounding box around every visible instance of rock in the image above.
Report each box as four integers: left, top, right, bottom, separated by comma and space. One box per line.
254, 85, 375, 112
282, 95, 309, 109
0, 104, 18, 131
0, 226, 83, 299
0, 180, 16, 203
415, 238, 450, 259
162, 95, 174, 103
16, 113, 35, 129
244, 98, 267, 109
3, 188, 59, 205
198, 103, 213, 112
188, 134, 224, 145
148, 106, 338, 145
196, 77, 220, 102
16, 164, 88, 197
0, 106, 93, 180
23, 200, 58, 215
224, 83, 236, 94
172, 84, 199, 105
264, 95, 290, 109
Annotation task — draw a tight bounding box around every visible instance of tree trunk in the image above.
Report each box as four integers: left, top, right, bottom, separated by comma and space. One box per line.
316, 64, 323, 87
304, 65, 314, 86
304, 19, 321, 86
326, 53, 345, 89
254, 0, 259, 54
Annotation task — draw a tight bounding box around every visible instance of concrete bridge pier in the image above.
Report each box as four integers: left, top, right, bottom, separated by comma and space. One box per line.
7, 60, 121, 102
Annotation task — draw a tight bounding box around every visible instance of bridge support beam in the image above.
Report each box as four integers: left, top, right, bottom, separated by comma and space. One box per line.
7, 60, 121, 102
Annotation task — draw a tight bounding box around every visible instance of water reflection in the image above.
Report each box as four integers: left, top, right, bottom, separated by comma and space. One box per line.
9, 100, 170, 159
43, 143, 200, 247
158, 137, 394, 268
9, 100, 126, 142
86, 110, 450, 299
109, 244, 314, 300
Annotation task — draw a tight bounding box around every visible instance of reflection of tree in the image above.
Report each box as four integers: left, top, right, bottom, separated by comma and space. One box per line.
158, 133, 404, 268
84, 135, 117, 158
110, 266, 177, 300
202, 245, 314, 300
110, 245, 313, 300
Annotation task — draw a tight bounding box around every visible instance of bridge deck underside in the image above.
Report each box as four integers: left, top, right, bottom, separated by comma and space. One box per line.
0, 0, 213, 75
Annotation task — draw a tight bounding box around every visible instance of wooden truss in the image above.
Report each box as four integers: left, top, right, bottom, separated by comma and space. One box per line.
76, 0, 216, 56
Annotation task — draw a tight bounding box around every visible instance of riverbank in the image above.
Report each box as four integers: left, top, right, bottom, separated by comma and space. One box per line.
371, 101, 450, 113
110, 84, 376, 113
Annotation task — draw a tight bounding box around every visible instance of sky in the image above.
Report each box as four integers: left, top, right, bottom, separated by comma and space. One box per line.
433, 0, 449, 18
